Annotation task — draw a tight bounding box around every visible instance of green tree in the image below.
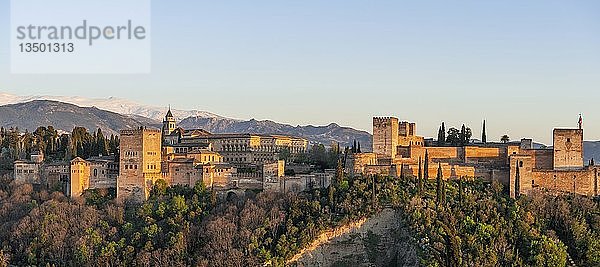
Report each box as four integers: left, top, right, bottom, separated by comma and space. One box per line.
278, 147, 291, 161
446, 128, 461, 146
435, 163, 444, 209
437, 122, 446, 146
96, 129, 108, 156
529, 235, 567, 266
459, 124, 472, 145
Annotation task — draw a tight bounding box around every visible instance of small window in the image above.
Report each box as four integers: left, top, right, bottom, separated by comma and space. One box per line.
567, 138, 571, 142
519, 161, 523, 167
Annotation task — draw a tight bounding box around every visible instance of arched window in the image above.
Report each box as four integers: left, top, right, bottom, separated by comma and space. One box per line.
519, 161, 523, 167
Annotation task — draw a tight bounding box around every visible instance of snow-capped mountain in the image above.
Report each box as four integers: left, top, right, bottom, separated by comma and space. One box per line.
0, 92, 232, 122
0, 92, 373, 149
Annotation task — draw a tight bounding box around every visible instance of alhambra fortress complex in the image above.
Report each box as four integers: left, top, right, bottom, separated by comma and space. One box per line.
347, 116, 599, 198
12, 110, 600, 202
14, 109, 332, 203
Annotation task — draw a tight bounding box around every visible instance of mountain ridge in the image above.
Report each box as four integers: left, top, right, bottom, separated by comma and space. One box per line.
0, 92, 231, 122
0, 100, 159, 136
0, 99, 372, 149
179, 116, 372, 149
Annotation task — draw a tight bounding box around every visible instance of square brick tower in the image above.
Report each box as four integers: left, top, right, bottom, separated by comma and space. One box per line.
553, 128, 584, 170
118, 128, 162, 203
373, 117, 399, 162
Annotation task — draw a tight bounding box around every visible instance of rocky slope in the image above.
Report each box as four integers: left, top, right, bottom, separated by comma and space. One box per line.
292, 209, 418, 267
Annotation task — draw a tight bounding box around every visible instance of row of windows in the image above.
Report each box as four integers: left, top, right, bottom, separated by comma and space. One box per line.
221, 145, 305, 153
147, 164, 158, 170
124, 164, 138, 170
147, 152, 158, 156
224, 157, 247, 162
201, 156, 217, 162
175, 148, 187, 153
124, 151, 139, 157
16, 170, 35, 174
92, 169, 105, 177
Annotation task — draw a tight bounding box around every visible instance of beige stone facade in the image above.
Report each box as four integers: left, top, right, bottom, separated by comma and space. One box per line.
263, 160, 285, 182
44, 162, 70, 191
197, 163, 236, 188
14, 160, 41, 184
363, 116, 599, 198
89, 157, 119, 189
553, 129, 584, 170
118, 128, 162, 203
14, 153, 117, 197
164, 158, 203, 186
346, 152, 377, 177
70, 157, 90, 197
157, 109, 307, 191
509, 129, 599, 197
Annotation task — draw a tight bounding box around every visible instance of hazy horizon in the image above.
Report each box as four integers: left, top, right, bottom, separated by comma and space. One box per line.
1, 1, 599, 144
3, 90, 599, 146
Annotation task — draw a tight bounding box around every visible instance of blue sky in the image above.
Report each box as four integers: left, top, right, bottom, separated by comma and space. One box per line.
1, 0, 599, 144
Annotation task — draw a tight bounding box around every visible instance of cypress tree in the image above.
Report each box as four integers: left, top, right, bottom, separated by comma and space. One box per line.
458, 176, 464, 207
418, 157, 423, 194
372, 175, 377, 209
460, 124, 467, 146
436, 163, 443, 209
96, 128, 108, 156
109, 134, 115, 155
335, 159, 344, 185
482, 120, 487, 143
328, 183, 335, 211
442, 176, 447, 206
400, 163, 405, 180
424, 149, 429, 180
441, 122, 446, 145
357, 142, 361, 153
437, 126, 444, 146
515, 161, 520, 198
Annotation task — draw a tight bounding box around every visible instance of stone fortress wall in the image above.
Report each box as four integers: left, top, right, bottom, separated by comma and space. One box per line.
348, 116, 600, 198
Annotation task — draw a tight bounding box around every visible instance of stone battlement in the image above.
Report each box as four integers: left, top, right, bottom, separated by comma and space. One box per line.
373, 117, 398, 123
368, 116, 596, 199
120, 128, 161, 136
